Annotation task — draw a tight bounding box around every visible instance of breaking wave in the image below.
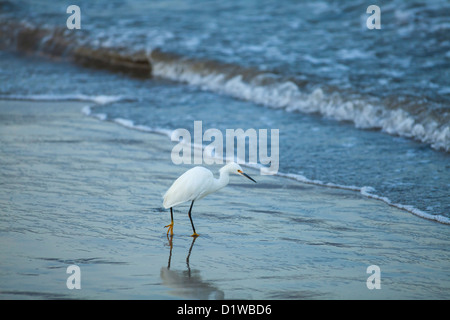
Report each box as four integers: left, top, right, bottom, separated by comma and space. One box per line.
1, 20, 448, 152
80, 103, 450, 225
149, 49, 449, 152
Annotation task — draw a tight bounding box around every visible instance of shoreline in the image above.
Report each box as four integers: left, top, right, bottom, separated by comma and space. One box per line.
1, 16, 449, 152
0, 99, 449, 299
80, 98, 449, 226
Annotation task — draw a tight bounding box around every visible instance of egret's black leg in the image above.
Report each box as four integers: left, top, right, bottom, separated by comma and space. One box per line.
165, 207, 174, 235
188, 200, 199, 237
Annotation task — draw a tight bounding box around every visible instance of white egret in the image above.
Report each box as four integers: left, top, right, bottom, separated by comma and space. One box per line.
163, 162, 256, 237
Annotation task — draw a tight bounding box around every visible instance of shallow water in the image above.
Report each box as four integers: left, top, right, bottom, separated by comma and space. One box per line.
0, 0, 449, 221
0, 0, 449, 299
0, 100, 449, 299
0, 51, 448, 223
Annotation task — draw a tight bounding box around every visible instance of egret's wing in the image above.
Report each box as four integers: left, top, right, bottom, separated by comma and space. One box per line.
163, 167, 214, 208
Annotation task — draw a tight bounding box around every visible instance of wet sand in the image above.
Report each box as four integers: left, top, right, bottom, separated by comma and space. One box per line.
0, 99, 449, 299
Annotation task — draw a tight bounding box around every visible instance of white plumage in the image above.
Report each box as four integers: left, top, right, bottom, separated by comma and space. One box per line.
163, 167, 214, 209
162, 162, 256, 237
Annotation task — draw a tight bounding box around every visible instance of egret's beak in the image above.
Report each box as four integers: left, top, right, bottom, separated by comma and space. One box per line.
238, 170, 256, 183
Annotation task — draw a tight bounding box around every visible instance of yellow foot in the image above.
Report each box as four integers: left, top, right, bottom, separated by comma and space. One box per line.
190, 232, 199, 237
164, 221, 174, 235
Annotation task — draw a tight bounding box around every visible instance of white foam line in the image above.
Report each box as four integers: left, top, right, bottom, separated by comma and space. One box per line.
85, 111, 450, 226
280, 172, 450, 225
150, 57, 449, 152
111, 118, 173, 137
113, 117, 134, 128
81, 105, 92, 116
360, 187, 450, 225
81, 105, 107, 120
0, 93, 126, 105
167, 134, 450, 225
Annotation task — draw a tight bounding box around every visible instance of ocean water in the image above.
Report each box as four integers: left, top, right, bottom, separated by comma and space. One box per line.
1, 99, 449, 300
0, 0, 449, 224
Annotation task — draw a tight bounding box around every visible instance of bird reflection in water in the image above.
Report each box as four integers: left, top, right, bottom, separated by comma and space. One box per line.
160, 235, 225, 299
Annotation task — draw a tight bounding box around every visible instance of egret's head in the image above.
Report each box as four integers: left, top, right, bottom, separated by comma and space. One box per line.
222, 162, 256, 183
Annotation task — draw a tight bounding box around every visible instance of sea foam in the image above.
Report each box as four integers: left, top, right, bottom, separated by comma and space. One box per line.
0, 93, 125, 105
149, 50, 449, 152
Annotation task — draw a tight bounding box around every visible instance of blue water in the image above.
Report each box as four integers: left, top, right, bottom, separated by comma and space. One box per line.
0, 0, 449, 221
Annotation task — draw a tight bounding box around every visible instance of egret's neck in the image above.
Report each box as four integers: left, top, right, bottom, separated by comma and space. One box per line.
212, 169, 230, 192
